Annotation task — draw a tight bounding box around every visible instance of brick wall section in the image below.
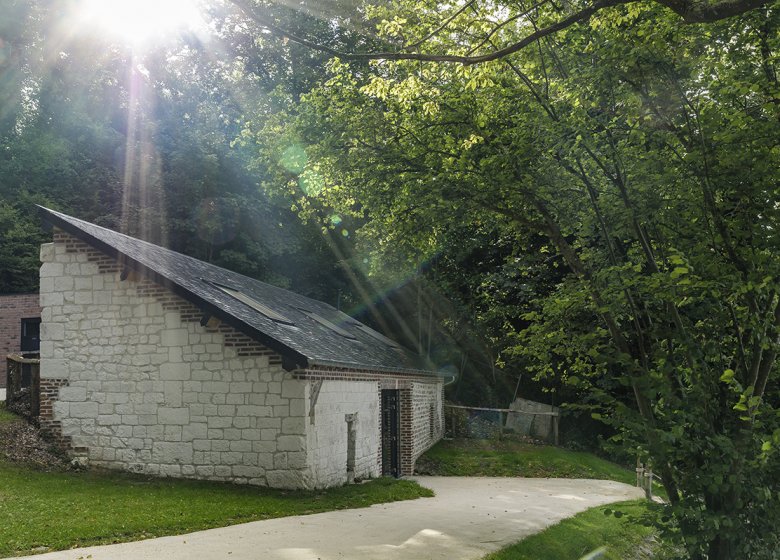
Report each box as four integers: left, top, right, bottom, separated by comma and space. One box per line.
40, 231, 308, 488
408, 381, 444, 464
39, 377, 71, 452
0, 293, 41, 387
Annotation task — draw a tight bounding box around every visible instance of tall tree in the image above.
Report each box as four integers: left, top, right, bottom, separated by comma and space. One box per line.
242, 1, 780, 556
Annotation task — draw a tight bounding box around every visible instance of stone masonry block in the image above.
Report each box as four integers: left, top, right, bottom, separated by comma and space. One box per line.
152, 442, 193, 464
289, 399, 305, 417
287, 451, 306, 469
253, 441, 276, 453
40, 242, 54, 262
233, 465, 263, 479
158, 407, 189, 425
164, 426, 182, 441
74, 291, 93, 305
277, 435, 304, 452
40, 262, 63, 278
160, 363, 190, 381
70, 402, 99, 418
257, 453, 274, 469
40, 291, 63, 307
54, 276, 74, 291
281, 380, 302, 399
281, 417, 305, 435
41, 322, 65, 341
161, 329, 188, 347
266, 470, 305, 489
58, 386, 87, 401
208, 416, 232, 429
183, 423, 207, 441
164, 381, 182, 407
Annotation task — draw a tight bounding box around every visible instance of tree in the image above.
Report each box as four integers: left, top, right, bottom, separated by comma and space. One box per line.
241, 1, 780, 557
0, 0, 357, 304
227, 0, 775, 64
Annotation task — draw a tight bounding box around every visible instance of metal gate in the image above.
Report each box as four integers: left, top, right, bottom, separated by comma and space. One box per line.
381, 389, 400, 477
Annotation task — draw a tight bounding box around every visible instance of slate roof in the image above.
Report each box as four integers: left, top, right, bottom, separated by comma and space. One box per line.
39, 206, 436, 376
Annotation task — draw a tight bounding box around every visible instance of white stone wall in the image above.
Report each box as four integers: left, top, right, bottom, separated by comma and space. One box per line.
304, 380, 381, 488
39, 235, 309, 488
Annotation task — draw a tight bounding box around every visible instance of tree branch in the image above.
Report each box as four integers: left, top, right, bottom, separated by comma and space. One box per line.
227, 0, 772, 66
655, 0, 771, 22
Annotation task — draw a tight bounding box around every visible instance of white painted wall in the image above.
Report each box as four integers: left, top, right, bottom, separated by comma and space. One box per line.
304, 380, 381, 488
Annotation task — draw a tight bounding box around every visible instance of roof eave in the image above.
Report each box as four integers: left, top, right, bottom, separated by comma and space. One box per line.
307, 358, 441, 378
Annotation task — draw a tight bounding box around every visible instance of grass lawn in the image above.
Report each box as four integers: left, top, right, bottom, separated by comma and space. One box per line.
417, 439, 676, 559
0, 403, 18, 423
484, 500, 661, 560
0, 405, 433, 558
417, 439, 637, 485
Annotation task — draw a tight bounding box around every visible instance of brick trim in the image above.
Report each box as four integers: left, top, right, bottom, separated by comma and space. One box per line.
54, 230, 279, 360
38, 377, 72, 454
294, 366, 442, 384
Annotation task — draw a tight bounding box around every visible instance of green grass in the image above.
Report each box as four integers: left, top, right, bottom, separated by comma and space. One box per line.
417, 439, 637, 485
0, 402, 18, 424
484, 500, 658, 560
0, 454, 432, 557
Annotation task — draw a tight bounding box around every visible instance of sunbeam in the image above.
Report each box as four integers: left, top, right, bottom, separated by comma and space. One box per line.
77, 0, 206, 48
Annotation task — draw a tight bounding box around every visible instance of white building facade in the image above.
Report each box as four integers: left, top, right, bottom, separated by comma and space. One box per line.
37, 208, 444, 489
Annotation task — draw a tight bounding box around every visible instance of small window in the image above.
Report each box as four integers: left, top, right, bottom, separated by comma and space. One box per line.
213, 284, 294, 325
300, 310, 357, 340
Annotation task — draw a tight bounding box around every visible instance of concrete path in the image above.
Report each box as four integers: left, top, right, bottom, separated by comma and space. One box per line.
10, 477, 644, 560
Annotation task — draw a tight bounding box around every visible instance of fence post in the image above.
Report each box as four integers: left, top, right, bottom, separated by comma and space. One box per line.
645, 468, 654, 500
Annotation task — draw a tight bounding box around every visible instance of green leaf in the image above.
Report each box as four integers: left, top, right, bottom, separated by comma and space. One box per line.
670, 266, 689, 278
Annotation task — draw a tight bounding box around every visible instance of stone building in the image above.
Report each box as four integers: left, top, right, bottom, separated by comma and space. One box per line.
37, 206, 444, 489
0, 293, 41, 389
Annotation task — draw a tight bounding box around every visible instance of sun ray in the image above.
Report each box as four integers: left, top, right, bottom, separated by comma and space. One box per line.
76, 0, 206, 48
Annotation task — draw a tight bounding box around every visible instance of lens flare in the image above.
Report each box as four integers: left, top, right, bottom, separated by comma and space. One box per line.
77, 0, 205, 47
299, 170, 324, 196
280, 144, 307, 174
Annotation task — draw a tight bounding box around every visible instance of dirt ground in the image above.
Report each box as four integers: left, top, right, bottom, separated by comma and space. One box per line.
0, 409, 70, 470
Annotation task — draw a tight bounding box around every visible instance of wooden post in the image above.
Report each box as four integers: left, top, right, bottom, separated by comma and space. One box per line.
636, 457, 643, 487
646, 468, 654, 500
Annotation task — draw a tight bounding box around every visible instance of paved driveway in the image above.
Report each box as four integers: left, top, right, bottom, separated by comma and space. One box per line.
10, 477, 644, 560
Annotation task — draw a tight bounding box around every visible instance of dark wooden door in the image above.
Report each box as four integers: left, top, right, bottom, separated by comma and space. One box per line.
381, 389, 400, 477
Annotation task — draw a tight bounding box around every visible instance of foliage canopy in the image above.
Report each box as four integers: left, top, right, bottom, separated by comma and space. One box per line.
241, 1, 780, 557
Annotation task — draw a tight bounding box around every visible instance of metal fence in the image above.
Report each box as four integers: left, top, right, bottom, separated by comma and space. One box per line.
444, 404, 560, 445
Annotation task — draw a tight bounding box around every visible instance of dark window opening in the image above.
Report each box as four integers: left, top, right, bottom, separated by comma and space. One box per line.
20, 318, 41, 353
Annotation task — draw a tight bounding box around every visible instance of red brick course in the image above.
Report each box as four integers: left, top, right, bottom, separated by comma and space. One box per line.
0, 293, 41, 388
